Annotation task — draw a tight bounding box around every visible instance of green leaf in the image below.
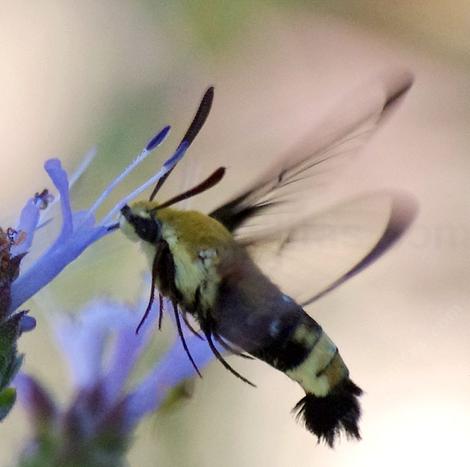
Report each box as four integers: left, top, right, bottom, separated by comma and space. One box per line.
2, 354, 24, 390
0, 387, 16, 421
0, 315, 19, 358
0, 314, 22, 391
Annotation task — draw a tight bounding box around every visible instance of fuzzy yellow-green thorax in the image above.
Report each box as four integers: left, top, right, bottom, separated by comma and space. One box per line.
120, 200, 235, 312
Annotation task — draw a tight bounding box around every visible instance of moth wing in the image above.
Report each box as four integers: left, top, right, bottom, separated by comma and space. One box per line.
209, 70, 413, 238
243, 191, 417, 307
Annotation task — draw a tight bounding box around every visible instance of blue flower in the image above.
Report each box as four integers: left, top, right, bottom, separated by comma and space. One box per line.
9, 125, 189, 312
1, 124, 188, 424
15, 297, 216, 465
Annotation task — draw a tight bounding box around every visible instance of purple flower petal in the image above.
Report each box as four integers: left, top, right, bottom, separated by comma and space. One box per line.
11, 199, 40, 256
10, 225, 109, 311
53, 299, 156, 396
19, 314, 36, 333
72, 210, 96, 230
14, 373, 57, 423
44, 159, 73, 241
124, 334, 217, 428
53, 302, 119, 389
54, 318, 106, 390
102, 303, 157, 407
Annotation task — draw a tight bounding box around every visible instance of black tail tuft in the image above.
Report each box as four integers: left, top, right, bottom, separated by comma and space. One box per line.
293, 379, 363, 447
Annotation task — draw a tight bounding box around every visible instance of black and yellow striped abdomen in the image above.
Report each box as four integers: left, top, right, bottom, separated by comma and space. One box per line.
213, 254, 362, 446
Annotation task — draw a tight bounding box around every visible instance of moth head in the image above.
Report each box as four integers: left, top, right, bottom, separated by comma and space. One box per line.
120, 201, 161, 244
117, 87, 224, 244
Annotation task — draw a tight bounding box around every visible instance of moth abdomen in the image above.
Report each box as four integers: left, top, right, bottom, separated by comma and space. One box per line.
293, 378, 363, 447
280, 314, 362, 446
215, 272, 362, 445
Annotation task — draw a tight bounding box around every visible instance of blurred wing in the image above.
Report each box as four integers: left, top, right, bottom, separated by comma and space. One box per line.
209, 70, 413, 239
244, 191, 417, 307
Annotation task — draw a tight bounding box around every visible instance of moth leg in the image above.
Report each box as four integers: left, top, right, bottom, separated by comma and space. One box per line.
204, 330, 256, 388
172, 300, 203, 378
158, 293, 164, 330
181, 309, 204, 340
136, 243, 164, 334
213, 333, 254, 360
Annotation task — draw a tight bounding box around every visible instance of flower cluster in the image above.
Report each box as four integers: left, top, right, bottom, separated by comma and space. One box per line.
0, 124, 189, 421
15, 298, 215, 467
10, 125, 185, 311
0, 227, 31, 421
0, 111, 224, 466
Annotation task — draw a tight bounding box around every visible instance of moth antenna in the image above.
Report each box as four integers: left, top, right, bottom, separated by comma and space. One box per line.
157, 167, 225, 209
179, 86, 215, 147
172, 300, 203, 378
204, 331, 256, 387
136, 248, 161, 334
149, 86, 215, 201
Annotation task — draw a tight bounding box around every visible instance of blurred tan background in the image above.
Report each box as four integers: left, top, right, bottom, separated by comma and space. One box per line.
1, 1, 470, 466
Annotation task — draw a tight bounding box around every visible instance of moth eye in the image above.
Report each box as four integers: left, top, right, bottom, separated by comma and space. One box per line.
132, 216, 160, 243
